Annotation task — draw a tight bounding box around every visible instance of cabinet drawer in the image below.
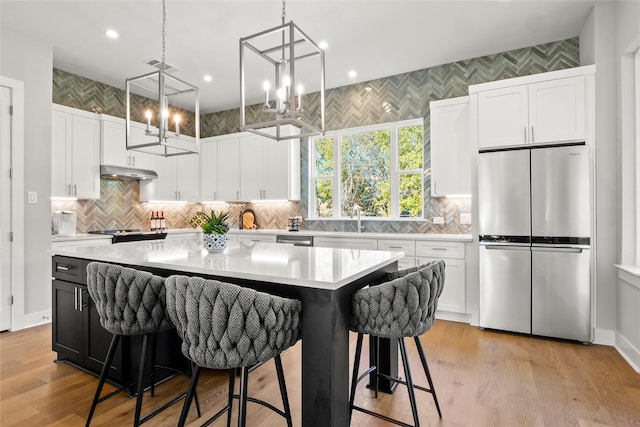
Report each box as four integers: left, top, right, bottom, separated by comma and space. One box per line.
314, 237, 378, 250
378, 239, 416, 256
415, 241, 465, 259
52, 256, 89, 283
237, 234, 277, 243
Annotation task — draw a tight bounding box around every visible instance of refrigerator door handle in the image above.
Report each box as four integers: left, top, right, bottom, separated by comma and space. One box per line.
532, 246, 583, 253
483, 244, 530, 251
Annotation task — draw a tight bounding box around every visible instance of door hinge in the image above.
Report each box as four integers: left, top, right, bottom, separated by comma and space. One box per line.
9, 105, 13, 116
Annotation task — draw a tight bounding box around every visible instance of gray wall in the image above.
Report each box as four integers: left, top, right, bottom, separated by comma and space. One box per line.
1, 27, 53, 326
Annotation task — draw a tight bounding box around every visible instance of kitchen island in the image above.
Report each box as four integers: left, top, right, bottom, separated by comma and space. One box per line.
51, 236, 402, 427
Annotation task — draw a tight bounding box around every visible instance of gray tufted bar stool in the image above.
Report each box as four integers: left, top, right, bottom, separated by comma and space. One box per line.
85, 262, 200, 426
349, 260, 446, 427
165, 274, 302, 427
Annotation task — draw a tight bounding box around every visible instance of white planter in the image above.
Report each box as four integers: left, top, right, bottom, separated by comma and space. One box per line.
203, 233, 228, 252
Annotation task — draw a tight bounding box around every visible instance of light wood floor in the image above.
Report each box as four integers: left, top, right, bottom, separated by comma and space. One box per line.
2, 321, 640, 427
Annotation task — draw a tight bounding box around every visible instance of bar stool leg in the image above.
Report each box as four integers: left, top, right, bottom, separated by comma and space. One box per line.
86, 334, 121, 427
414, 337, 442, 418
399, 339, 420, 427
274, 355, 293, 427
238, 367, 250, 427
133, 334, 150, 427
348, 333, 364, 424
178, 365, 201, 427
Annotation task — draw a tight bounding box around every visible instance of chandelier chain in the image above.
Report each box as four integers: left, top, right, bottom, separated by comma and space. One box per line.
281, 0, 286, 24
161, 0, 166, 68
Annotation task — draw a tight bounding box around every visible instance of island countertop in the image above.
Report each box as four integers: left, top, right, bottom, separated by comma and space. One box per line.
51, 236, 404, 290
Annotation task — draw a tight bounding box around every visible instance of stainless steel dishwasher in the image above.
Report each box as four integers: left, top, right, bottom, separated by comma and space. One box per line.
276, 234, 314, 247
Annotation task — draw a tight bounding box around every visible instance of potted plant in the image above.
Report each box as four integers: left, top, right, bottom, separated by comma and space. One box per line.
199, 209, 229, 252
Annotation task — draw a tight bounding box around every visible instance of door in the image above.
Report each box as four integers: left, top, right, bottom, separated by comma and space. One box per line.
532, 247, 591, 341
71, 115, 101, 198
478, 85, 528, 149
217, 136, 240, 201
51, 110, 72, 197
478, 150, 531, 237
52, 280, 83, 361
531, 145, 590, 239
101, 116, 129, 167
240, 134, 264, 200
0, 85, 11, 330
263, 139, 291, 200
176, 154, 200, 201
528, 76, 586, 144
200, 139, 219, 201
479, 245, 531, 334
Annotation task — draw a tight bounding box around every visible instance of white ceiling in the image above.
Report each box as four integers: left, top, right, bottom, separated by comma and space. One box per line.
1, 0, 595, 114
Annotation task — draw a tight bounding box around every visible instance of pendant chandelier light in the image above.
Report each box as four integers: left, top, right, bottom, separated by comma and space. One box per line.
239, 0, 325, 141
125, 0, 199, 156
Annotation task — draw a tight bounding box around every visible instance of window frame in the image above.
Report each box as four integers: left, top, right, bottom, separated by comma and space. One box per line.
308, 118, 424, 220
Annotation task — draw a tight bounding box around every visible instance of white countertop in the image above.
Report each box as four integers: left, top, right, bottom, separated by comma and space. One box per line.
229, 228, 473, 242
51, 236, 403, 290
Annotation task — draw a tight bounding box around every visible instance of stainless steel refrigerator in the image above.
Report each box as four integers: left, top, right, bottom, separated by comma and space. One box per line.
478, 144, 592, 342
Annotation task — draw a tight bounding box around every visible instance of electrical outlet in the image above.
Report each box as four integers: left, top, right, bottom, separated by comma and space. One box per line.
432, 216, 444, 224
460, 213, 472, 224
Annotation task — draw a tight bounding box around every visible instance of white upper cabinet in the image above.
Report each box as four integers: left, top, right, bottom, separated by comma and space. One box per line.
430, 96, 471, 197
140, 150, 200, 202
527, 76, 586, 145
478, 86, 528, 149
473, 68, 591, 150
101, 115, 154, 170
239, 127, 300, 201
202, 127, 300, 202
52, 105, 100, 199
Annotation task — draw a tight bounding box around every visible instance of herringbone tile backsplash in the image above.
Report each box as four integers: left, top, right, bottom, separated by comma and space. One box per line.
52, 38, 579, 234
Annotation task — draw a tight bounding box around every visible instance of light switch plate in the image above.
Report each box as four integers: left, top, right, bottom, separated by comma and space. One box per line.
432, 216, 444, 224
460, 213, 472, 224
27, 191, 37, 204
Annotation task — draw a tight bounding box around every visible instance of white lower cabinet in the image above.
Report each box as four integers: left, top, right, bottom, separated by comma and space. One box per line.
377, 239, 416, 270
416, 241, 466, 314
313, 237, 378, 250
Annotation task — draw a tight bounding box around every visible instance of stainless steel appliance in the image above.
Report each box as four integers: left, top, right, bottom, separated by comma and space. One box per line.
52, 211, 77, 236
478, 144, 592, 342
276, 234, 314, 247
88, 229, 167, 243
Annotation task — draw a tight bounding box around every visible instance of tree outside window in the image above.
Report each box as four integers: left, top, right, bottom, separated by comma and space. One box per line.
310, 119, 423, 219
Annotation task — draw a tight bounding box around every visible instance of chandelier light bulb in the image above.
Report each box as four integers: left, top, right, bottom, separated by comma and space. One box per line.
263, 80, 271, 106
145, 110, 152, 130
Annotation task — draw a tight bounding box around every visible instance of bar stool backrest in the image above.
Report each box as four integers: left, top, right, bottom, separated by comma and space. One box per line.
350, 260, 445, 339
87, 262, 173, 336
165, 275, 302, 369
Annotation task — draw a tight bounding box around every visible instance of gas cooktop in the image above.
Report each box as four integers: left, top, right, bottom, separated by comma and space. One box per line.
88, 229, 167, 243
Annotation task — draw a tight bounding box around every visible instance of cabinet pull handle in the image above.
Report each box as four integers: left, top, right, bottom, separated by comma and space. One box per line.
79, 289, 84, 312
524, 126, 527, 143
131, 156, 135, 167
67, 184, 71, 196
434, 182, 437, 195
432, 247, 448, 251
56, 265, 71, 271
74, 184, 77, 196
531, 126, 534, 143
388, 245, 403, 249
237, 190, 239, 200
74, 287, 78, 311
214, 192, 217, 200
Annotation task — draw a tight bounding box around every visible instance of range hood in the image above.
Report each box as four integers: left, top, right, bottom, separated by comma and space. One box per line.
100, 164, 158, 180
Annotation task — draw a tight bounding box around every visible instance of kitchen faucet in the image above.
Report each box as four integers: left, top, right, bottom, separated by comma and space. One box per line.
352, 204, 364, 233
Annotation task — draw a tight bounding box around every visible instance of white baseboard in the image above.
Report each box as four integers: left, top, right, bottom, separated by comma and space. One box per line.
593, 327, 616, 346
615, 331, 640, 373
436, 311, 472, 323
16, 310, 52, 331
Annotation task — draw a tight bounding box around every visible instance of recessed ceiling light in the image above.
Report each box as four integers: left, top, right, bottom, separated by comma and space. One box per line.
105, 29, 118, 39
348, 70, 357, 79
319, 41, 328, 50
203, 75, 213, 82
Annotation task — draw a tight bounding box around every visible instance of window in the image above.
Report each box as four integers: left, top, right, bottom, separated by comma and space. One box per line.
310, 119, 423, 219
